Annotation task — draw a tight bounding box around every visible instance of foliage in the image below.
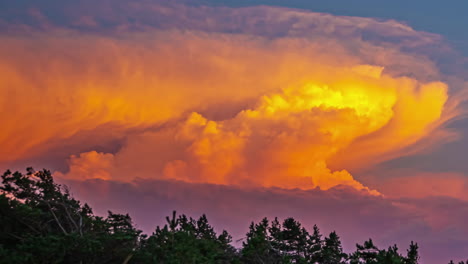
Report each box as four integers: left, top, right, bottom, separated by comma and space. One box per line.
0, 168, 141, 264
0, 168, 446, 264
448, 260, 468, 264
133, 211, 238, 263
348, 239, 419, 264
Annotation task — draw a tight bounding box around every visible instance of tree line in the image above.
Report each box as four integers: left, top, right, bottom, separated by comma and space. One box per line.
0, 168, 465, 264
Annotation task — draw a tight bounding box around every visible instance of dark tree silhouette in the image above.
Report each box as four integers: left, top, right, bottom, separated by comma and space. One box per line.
0, 168, 441, 264
322, 231, 346, 264
241, 218, 283, 263
0, 168, 141, 263
133, 211, 238, 264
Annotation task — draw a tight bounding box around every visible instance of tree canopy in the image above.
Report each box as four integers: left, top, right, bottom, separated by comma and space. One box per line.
0, 168, 461, 263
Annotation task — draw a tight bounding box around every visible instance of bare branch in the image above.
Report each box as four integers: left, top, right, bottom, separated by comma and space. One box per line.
122, 254, 133, 264
46, 202, 68, 235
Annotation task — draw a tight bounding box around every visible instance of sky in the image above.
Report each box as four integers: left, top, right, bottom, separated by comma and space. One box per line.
1, 0, 468, 263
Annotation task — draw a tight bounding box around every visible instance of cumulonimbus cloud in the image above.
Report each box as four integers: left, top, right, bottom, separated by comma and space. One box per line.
0, 2, 463, 193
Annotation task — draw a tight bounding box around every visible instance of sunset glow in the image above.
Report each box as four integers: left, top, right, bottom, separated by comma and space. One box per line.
0, 32, 451, 193
1, 1, 468, 263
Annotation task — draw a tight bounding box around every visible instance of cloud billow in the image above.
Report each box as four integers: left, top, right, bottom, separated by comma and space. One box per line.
0, 2, 458, 192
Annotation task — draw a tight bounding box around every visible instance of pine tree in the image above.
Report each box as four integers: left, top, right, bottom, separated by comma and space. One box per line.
2, 168, 455, 263
0, 168, 142, 263
307, 224, 324, 263
405, 241, 419, 264
377, 244, 404, 264
349, 239, 380, 264
322, 231, 347, 264
448, 260, 468, 264
241, 218, 283, 264
134, 211, 237, 263
278, 217, 309, 263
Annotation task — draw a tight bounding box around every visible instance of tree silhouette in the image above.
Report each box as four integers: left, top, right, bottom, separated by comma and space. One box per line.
322, 231, 347, 264
405, 241, 419, 264
0, 168, 439, 264
308, 224, 324, 263
0, 168, 141, 263
134, 211, 237, 263
241, 218, 283, 263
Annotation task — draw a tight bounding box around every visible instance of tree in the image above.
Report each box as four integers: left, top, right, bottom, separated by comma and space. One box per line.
266, 217, 310, 263
0, 168, 141, 263
281, 217, 309, 263
448, 260, 468, 264
405, 241, 419, 264
1, 168, 447, 263
241, 218, 283, 264
308, 224, 324, 263
322, 231, 347, 264
349, 239, 380, 264
134, 211, 238, 264
377, 245, 404, 264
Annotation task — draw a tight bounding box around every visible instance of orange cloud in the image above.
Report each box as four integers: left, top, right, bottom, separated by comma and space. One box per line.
56, 63, 448, 194
0, 4, 460, 194
66, 151, 115, 181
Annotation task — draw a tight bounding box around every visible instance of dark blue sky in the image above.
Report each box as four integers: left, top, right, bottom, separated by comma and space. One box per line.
201, 0, 468, 56
2, 0, 468, 54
